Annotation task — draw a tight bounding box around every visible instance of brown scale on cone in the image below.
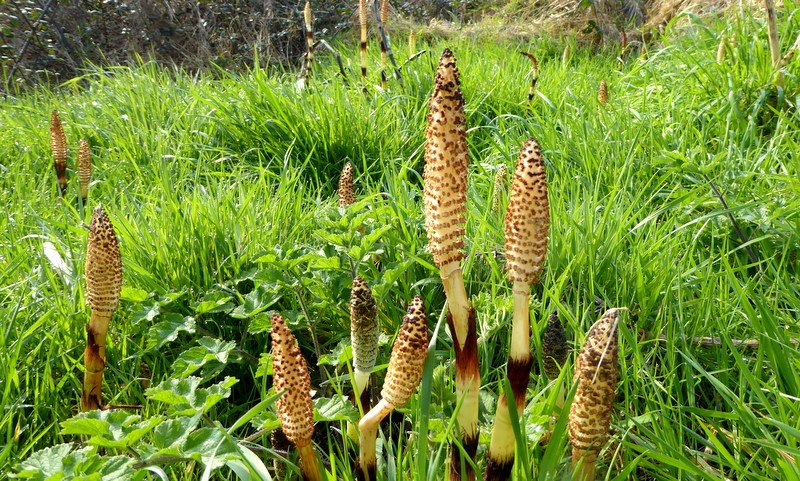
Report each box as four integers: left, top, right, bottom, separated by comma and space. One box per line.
50, 110, 68, 197
271, 313, 315, 447
491, 164, 507, 214
542, 311, 568, 380
423, 48, 468, 268
598, 80, 609, 105
505, 138, 549, 285
338, 162, 355, 207
86, 207, 122, 314
568, 308, 621, 481
381, 296, 427, 408
78, 139, 91, 204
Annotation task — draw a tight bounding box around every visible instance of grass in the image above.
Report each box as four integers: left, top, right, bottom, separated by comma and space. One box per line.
2, 4, 800, 480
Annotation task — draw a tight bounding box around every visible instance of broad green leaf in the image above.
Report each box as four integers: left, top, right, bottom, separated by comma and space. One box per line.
171, 337, 236, 379
120, 286, 150, 303
146, 376, 238, 415
152, 415, 201, 449
61, 411, 164, 449
255, 352, 272, 378
313, 395, 358, 423
183, 427, 239, 471
146, 313, 196, 350
247, 313, 272, 335
130, 301, 160, 326
192, 296, 234, 315
14, 444, 76, 479
317, 339, 351, 367
230, 286, 281, 319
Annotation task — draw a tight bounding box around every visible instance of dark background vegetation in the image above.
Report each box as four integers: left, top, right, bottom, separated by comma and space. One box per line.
0, 0, 717, 92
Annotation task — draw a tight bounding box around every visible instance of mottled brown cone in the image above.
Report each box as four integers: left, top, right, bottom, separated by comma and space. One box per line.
339, 162, 355, 207
423, 48, 468, 268
598, 80, 609, 105
491, 164, 507, 214
381, 296, 428, 408
50, 110, 68, 197
568, 308, 621, 466
542, 311, 568, 380
78, 139, 91, 202
351, 276, 379, 373
271, 313, 315, 447
86, 207, 122, 314
505, 138, 549, 285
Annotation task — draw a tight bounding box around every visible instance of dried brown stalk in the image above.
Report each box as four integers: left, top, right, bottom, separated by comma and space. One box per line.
81, 207, 122, 411
520, 52, 538, 103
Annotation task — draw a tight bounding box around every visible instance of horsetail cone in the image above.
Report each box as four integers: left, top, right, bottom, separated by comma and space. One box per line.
568, 308, 621, 481
78, 139, 91, 204
81, 207, 122, 411
339, 162, 355, 207
271, 313, 323, 481
358, 297, 427, 481
423, 48, 478, 481
598, 80, 609, 105
50, 110, 68, 198
351, 276, 379, 396
542, 311, 568, 381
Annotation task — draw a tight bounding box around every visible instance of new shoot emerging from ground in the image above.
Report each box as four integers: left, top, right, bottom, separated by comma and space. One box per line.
50, 110, 68, 198
486, 138, 549, 480
542, 311, 569, 414
568, 308, 622, 481
423, 48, 478, 481
358, 296, 427, 481
339, 162, 355, 207
77, 138, 91, 206
81, 207, 122, 411
271, 312, 323, 481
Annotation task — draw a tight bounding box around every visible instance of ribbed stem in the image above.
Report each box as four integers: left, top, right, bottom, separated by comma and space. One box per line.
447, 307, 478, 481
81, 310, 111, 411
297, 442, 324, 481
359, 0, 367, 82
357, 399, 394, 481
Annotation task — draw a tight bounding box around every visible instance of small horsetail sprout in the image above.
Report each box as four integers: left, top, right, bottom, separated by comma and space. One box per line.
568, 308, 622, 481
408, 30, 416, 56
491, 164, 508, 215
351, 276, 379, 400
338, 162, 355, 207
271, 313, 323, 481
486, 138, 549, 480
562, 43, 571, 68
423, 48, 478, 481
520, 52, 539, 102
81, 207, 122, 411
598, 80, 609, 105
358, 297, 427, 481
359, 0, 368, 83
543, 311, 568, 413
50, 110, 68, 198
77, 139, 91, 205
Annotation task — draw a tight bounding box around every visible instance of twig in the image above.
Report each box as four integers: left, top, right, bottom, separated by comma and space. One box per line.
372, 0, 401, 83
779, 32, 800, 67
703, 174, 761, 273
315, 39, 349, 85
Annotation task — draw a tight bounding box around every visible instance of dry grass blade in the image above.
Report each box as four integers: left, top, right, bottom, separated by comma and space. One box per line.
50, 110, 68, 198
271, 313, 323, 481
358, 296, 427, 481
77, 138, 91, 205
568, 308, 622, 481
486, 138, 549, 480
81, 207, 122, 411
338, 162, 355, 207
423, 48, 478, 480
598, 80, 609, 105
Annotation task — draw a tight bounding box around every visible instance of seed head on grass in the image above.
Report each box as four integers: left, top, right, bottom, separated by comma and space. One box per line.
50, 110, 68, 198
338, 162, 355, 207
81, 207, 122, 411
271, 313, 323, 481
78, 138, 91, 205
568, 308, 622, 481
358, 296, 427, 481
